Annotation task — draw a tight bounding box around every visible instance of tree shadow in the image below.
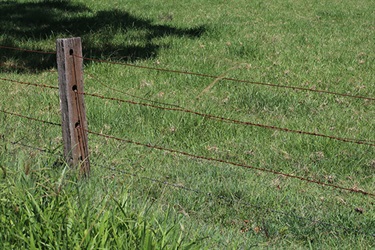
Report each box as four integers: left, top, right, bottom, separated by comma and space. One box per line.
0, 0, 206, 73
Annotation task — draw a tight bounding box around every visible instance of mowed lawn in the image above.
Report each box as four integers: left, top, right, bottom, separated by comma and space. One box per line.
0, 0, 374, 249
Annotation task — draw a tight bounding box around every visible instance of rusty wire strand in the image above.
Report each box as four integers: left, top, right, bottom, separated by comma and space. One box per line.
80, 91, 375, 147
1, 43, 374, 239
1, 75, 372, 146
86, 129, 375, 197
1, 130, 372, 237
1, 134, 50, 153
102, 165, 372, 237
0, 45, 55, 55
0, 77, 59, 90
87, 73, 184, 109
2, 130, 370, 237
0, 45, 373, 101
0, 110, 60, 126
75, 55, 375, 102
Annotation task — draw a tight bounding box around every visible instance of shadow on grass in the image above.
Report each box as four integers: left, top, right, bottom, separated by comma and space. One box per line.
0, 0, 206, 73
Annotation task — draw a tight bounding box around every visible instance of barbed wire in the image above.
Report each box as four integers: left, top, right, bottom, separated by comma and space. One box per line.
0, 110, 60, 126
1, 130, 372, 237
0, 77, 59, 90
86, 129, 375, 197
101, 164, 373, 237
3, 131, 370, 237
1, 90, 372, 198
1, 45, 373, 101
0, 134, 51, 154
341, 137, 375, 144
86, 73, 184, 109
0, 62, 28, 72
2, 43, 374, 240
0, 45, 55, 55
80, 91, 375, 147
2, 46, 374, 193
75, 55, 375, 102
1, 74, 372, 146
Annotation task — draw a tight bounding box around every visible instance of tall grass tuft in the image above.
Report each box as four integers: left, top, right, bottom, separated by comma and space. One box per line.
0, 160, 201, 249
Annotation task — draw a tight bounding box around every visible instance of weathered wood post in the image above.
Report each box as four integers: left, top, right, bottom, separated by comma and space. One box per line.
56, 37, 90, 176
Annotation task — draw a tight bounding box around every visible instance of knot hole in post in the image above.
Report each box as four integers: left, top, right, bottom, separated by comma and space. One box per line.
69, 49, 73, 56
72, 85, 78, 92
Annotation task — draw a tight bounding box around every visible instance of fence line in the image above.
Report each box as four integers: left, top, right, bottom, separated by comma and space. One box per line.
80, 91, 375, 147
1, 45, 374, 101
88, 72, 184, 109
0, 45, 55, 55
2, 132, 370, 237
2, 74, 372, 147
1, 42, 373, 240
2, 108, 372, 197
0, 77, 58, 90
88, 75, 372, 144
102, 165, 372, 237
0, 110, 60, 126
77, 55, 375, 101
1, 74, 373, 146
1, 108, 373, 197
86, 129, 375, 197
1, 134, 51, 154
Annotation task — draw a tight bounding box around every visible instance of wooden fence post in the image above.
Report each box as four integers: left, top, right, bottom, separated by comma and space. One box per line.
56, 37, 90, 176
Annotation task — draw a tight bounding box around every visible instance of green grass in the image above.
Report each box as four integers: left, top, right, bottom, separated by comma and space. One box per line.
0, 157, 200, 249
1, 0, 374, 248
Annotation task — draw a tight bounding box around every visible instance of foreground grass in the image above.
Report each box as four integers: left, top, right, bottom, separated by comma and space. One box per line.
0, 152, 200, 249
1, 0, 374, 248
